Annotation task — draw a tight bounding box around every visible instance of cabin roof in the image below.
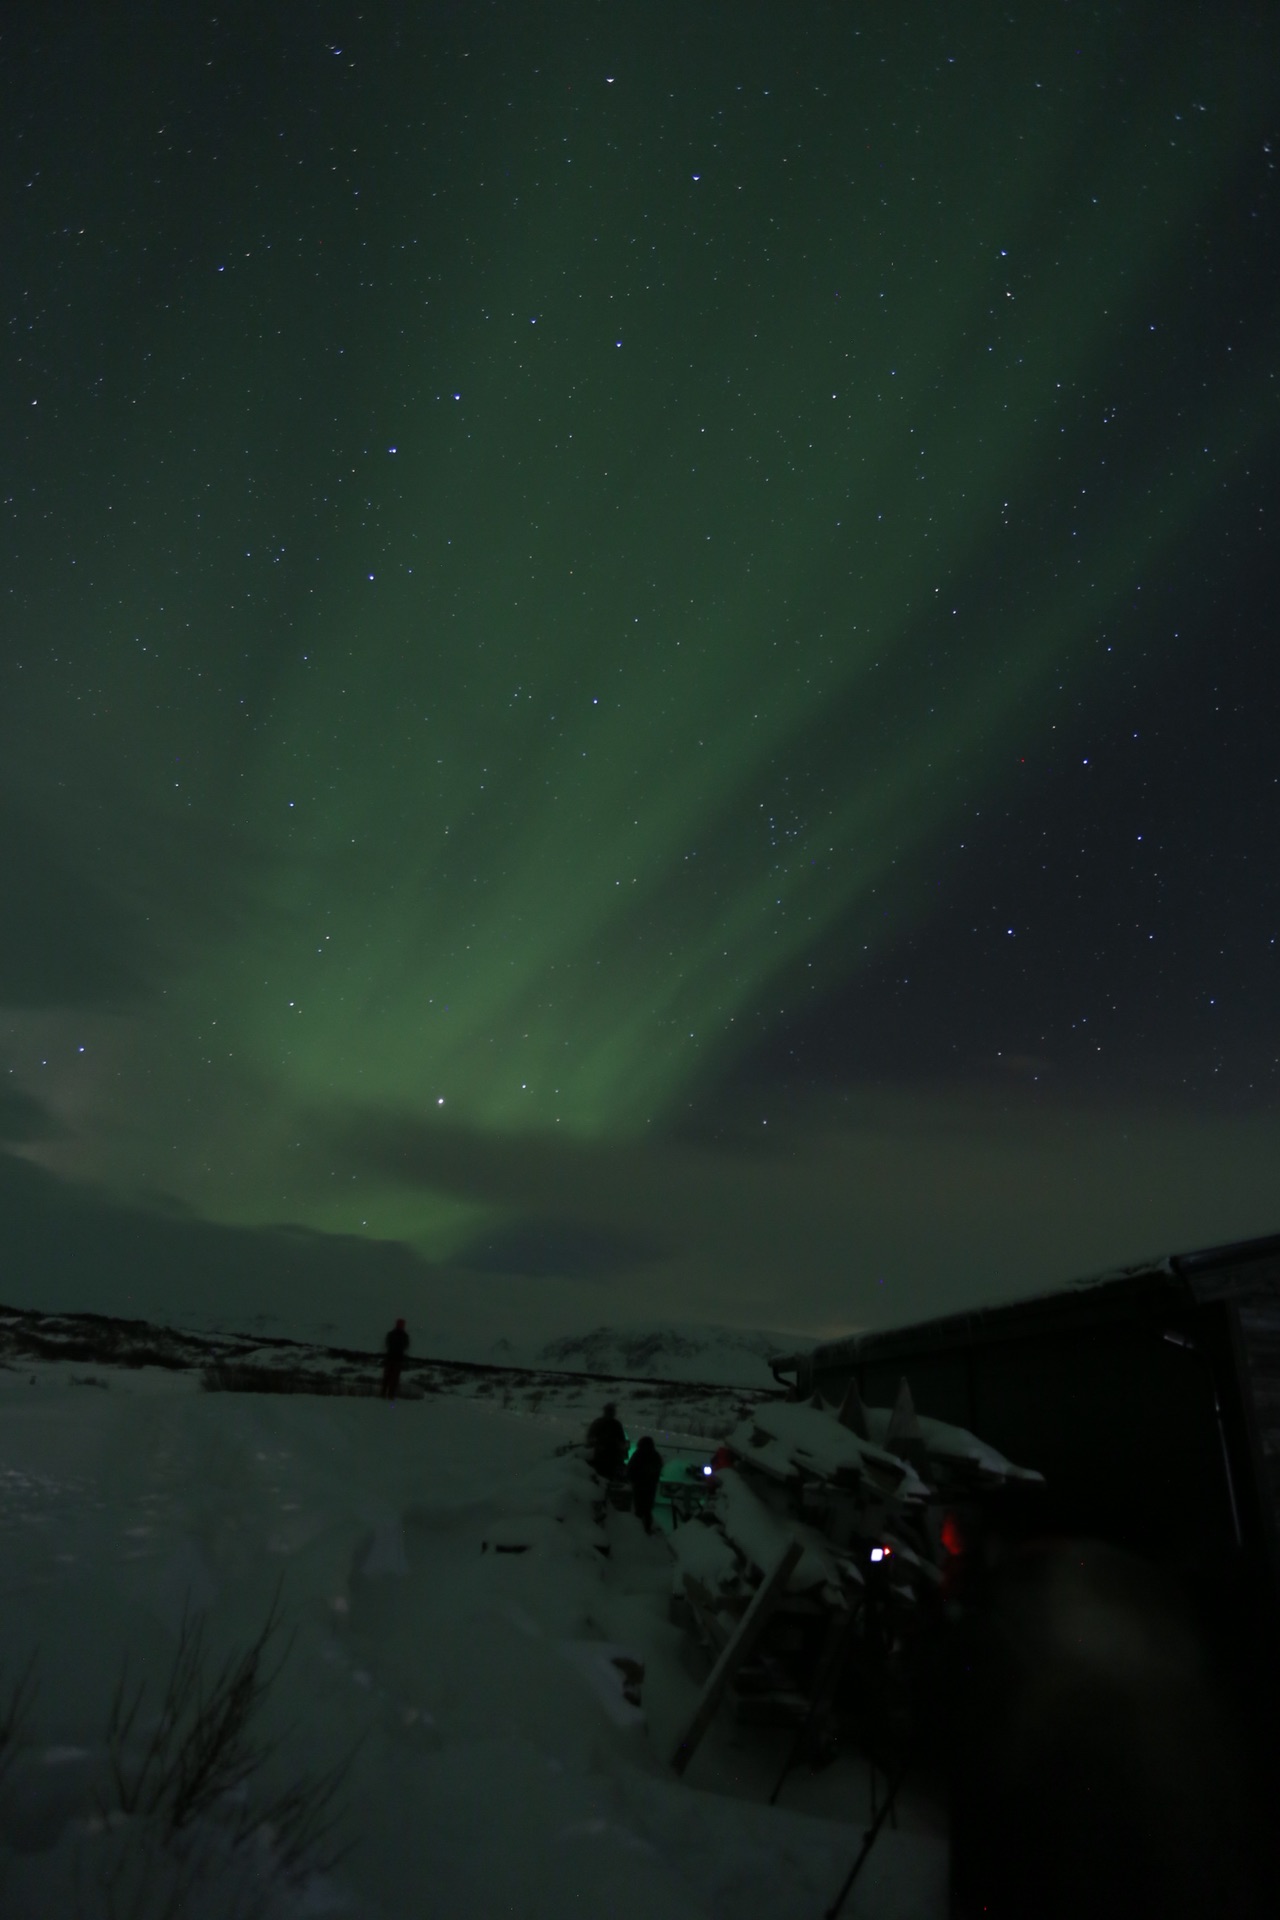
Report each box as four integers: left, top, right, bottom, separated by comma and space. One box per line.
780, 1231, 1280, 1378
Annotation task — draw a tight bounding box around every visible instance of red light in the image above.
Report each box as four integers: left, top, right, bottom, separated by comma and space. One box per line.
940, 1513, 964, 1557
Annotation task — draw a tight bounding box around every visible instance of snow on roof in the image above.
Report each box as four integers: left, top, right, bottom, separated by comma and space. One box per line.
716, 1470, 852, 1595
789, 1235, 1279, 1378
734, 1399, 929, 1498
860, 1406, 1043, 1485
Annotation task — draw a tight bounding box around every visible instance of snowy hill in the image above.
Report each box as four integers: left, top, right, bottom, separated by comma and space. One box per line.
521, 1323, 807, 1388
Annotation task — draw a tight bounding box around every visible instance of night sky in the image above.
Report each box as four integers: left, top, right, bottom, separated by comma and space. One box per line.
3, 2, 1278, 1348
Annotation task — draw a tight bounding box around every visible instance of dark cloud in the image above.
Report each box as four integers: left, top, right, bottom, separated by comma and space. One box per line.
131, 1187, 201, 1220
310, 1105, 609, 1215
454, 1217, 669, 1282
302, 1088, 1280, 1342
0, 1086, 65, 1145
0, 1149, 431, 1331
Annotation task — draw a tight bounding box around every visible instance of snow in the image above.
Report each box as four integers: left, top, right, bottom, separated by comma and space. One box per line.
860, 1406, 1044, 1484
529, 1324, 802, 1388
0, 1356, 946, 1917
667, 1516, 742, 1596
736, 1399, 931, 1496
715, 1471, 848, 1596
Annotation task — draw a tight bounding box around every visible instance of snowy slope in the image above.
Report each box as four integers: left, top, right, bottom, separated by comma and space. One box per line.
0, 1353, 946, 1919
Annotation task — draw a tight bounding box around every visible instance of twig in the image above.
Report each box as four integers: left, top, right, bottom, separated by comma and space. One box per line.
0, 1652, 37, 1784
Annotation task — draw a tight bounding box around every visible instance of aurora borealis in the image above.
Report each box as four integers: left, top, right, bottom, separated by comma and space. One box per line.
3, 3, 1278, 1345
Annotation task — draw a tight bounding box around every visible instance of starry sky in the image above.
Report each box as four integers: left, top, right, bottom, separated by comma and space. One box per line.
3, 1, 1278, 1348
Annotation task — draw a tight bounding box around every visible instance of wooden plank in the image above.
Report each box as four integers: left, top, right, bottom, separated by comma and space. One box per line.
670, 1538, 803, 1775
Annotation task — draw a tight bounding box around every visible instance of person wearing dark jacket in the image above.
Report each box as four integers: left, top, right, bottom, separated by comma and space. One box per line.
625, 1435, 663, 1534
586, 1402, 627, 1480
381, 1318, 409, 1400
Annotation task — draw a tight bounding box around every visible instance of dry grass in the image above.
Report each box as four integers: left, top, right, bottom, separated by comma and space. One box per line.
102, 1592, 351, 1882
200, 1362, 381, 1397
0, 1651, 37, 1789
0, 1602, 353, 1918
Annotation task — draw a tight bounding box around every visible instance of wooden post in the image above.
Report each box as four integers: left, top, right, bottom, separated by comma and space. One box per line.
670, 1537, 803, 1775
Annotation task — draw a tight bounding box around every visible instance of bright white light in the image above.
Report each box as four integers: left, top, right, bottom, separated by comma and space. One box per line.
870, 1546, 885, 1563
702, 1464, 713, 1477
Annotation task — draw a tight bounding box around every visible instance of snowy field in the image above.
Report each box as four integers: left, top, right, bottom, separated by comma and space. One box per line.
0, 1356, 946, 1918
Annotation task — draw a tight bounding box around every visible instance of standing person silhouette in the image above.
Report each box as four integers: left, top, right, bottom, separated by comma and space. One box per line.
381, 1318, 409, 1400
586, 1402, 627, 1479
625, 1435, 663, 1534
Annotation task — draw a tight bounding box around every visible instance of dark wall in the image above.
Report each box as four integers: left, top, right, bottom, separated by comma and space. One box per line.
829, 1304, 1243, 1574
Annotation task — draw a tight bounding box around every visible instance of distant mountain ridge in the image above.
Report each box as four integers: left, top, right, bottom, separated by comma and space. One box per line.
0, 1300, 781, 1441
0, 1299, 805, 1390
520, 1322, 808, 1389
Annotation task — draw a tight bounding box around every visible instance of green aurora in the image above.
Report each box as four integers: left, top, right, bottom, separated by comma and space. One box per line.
3, 3, 1278, 1331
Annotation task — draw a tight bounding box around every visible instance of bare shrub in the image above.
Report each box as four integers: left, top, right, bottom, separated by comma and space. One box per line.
201, 1364, 377, 1397
95, 1594, 352, 1915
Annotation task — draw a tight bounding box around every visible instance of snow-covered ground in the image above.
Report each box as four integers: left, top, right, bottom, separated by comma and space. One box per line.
0, 1355, 946, 1918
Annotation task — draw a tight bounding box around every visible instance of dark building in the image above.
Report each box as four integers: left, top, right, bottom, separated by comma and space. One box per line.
772, 1231, 1280, 1610
774, 1234, 1280, 1919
